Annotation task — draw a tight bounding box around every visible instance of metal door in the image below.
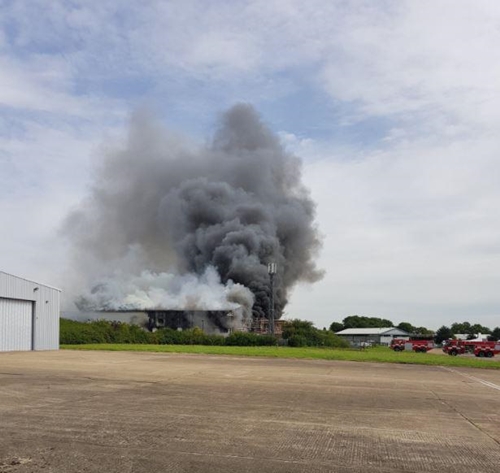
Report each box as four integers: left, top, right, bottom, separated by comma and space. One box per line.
0, 298, 33, 351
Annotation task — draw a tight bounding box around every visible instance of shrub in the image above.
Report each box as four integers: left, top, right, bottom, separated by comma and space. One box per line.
315, 330, 349, 348
60, 318, 110, 344
225, 332, 278, 346
156, 328, 185, 345
112, 322, 157, 344
257, 334, 280, 346
181, 327, 221, 345
60, 318, 347, 348
60, 318, 155, 344
201, 334, 226, 346
287, 335, 307, 347
155, 327, 226, 346
282, 319, 349, 348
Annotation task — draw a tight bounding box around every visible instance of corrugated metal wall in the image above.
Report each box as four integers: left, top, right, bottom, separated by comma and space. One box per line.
0, 299, 32, 351
0, 271, 60, 351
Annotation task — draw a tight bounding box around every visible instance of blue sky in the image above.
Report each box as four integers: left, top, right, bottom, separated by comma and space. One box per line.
2, 0, 500, 329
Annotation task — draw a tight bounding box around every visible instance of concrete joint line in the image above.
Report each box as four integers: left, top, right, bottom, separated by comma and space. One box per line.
431, 374, 500, 448
441, 367, 500, 392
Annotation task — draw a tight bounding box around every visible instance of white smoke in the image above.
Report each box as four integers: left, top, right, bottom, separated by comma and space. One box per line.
75, 266, 254, 326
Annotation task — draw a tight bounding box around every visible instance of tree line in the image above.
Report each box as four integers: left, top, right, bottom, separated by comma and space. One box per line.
434, 324, 500, 344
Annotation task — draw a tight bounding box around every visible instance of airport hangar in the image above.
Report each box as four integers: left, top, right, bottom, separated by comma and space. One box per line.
0, 271, 60, 352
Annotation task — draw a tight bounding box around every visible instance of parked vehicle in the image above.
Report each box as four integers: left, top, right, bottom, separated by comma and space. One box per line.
390, 339, 434, 353
442, 339, 465, 356
473, 342, 500, 358
442, 339, 500, 357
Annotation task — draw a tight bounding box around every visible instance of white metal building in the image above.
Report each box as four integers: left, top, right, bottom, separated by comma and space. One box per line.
454, 333, 489, 342
336, 327, 410, 346
0, 271, 60, 352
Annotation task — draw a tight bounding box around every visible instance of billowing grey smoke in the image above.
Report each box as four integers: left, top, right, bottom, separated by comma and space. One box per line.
65, 104, 323, 322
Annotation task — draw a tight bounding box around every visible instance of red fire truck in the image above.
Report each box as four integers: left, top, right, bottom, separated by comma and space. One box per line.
442, 339, 500, 357
442, 339, 474, 356
473, 342, 500, 358
390, 339, 434, 353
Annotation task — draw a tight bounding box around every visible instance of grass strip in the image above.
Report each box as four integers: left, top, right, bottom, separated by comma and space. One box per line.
61, 344, 500, 370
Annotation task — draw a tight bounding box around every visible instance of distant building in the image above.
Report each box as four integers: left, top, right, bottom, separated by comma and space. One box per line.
454, 333, 489, 342
335, 327, 410, 346
147, 309, 235, 334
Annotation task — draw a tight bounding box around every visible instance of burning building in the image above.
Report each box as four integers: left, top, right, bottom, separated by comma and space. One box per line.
71, 308, 240, 335
64, 104, 323, 329
70, 306, 284, 336
147, 309, 235, 333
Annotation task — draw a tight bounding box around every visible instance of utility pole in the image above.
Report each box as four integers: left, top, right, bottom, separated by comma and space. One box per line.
267, 263, 277, 335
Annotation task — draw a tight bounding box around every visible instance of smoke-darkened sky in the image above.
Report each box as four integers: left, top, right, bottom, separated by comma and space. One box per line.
2, 1, 500, 329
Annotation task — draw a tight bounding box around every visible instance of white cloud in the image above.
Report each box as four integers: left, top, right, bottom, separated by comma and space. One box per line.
287, 135, 500, 328
125, 0, 500, 135
0, 117, 118, 286
2, 1, 500, 329
318, 1, 500, 131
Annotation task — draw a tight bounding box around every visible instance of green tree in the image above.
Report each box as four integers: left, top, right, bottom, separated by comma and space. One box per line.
283, 319, 348, 348
470, 323, 491, 334
342, 315, 394, 329
450, 322, 472, 335
329, 321, 344, 333
397, 322, 416, 334
451, 322, 490, 336
489, 327, 500, 341
415, 326, 434, 336
282, 319, 316, 339
435, 325, 453, 344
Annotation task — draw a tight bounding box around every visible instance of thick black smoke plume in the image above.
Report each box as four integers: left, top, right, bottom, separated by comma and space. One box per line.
65, 104, 323, 321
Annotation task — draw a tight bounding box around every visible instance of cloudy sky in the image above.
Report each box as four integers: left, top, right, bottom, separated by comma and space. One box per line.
1, 0, 500, 329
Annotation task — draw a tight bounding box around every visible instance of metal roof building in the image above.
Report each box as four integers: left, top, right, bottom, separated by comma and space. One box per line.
0, 271, 60, 352
336, 327, 410, 346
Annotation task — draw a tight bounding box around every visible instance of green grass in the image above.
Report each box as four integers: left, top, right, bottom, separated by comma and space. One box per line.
61, 344, 500, 370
